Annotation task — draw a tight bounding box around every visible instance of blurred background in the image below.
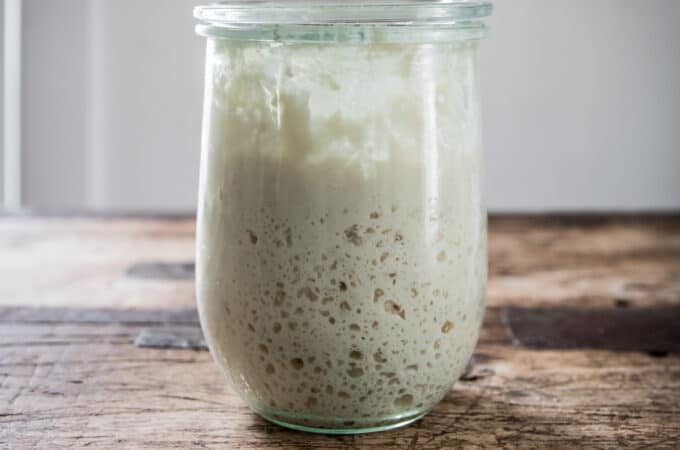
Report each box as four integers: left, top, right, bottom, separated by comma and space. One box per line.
1, 0, 679, 213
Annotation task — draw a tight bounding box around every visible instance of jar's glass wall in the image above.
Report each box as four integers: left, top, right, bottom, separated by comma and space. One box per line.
196, 36, 487, 433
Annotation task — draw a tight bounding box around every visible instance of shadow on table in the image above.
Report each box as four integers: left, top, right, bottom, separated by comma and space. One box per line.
237, 386, 594, 449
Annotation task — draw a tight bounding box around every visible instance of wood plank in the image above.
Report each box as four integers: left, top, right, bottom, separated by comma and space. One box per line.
0, 217, 196, 309
1, 307, 679, 448
5, 305, 679, 354
487, 215, 680, 309
1, 214, 678, 310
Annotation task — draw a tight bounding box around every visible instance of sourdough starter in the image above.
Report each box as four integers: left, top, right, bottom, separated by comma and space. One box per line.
197, 39, 487, 423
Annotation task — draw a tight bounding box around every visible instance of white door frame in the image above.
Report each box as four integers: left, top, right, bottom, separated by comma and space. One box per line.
3, 0, 22, 209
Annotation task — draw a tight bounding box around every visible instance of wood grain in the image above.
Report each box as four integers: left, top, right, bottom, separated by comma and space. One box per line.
0, 214, 679, 449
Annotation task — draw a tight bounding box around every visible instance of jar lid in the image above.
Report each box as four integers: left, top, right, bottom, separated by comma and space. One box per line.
194, 1, 493, 27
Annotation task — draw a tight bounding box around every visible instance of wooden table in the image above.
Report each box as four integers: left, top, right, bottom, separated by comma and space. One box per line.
1, 214, 679, 449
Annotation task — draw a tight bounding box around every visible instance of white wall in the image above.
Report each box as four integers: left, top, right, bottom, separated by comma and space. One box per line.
21, 0, 91, 208
0, 2, 4, 203
482, 0, 680, 211
8, 0, 680, 212
19, 0, 203, 211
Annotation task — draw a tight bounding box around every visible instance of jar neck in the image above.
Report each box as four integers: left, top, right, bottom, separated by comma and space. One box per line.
196, 22, 488, 44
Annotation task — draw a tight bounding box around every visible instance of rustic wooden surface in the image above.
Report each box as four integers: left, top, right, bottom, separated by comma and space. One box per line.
1, 215, 680, 449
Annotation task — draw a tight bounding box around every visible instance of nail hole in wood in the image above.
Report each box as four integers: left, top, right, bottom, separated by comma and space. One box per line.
613, 298, 631, 308
460, 375, 482, 382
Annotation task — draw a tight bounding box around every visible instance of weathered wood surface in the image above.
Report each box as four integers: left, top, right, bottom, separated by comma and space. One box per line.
1, 215, 680, 449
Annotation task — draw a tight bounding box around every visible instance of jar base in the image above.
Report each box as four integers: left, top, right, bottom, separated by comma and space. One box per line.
258, 409, 428, 435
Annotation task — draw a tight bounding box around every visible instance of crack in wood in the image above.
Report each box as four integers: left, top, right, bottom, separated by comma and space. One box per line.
504, 306, 680, 352
125, 261, 195, 280
134, 329, 206, 350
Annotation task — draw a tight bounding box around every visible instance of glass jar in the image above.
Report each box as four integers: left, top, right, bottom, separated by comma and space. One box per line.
194, 0, 492, 434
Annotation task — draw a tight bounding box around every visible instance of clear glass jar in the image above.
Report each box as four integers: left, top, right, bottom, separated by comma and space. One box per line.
195, 0, 491, 434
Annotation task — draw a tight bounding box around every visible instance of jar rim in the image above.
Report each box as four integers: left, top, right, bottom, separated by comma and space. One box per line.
194, 1, 493, 27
